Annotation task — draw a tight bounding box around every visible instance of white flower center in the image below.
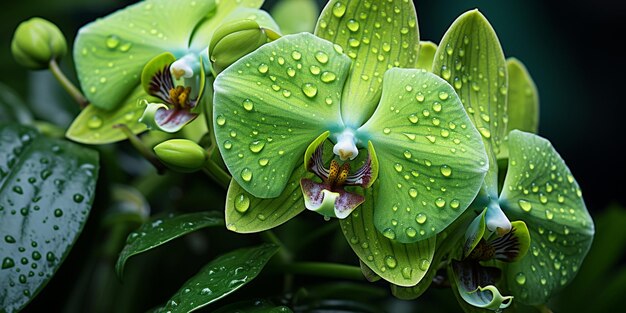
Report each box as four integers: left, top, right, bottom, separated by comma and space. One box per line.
170, 54, 198, 79
333, 130, 359, 161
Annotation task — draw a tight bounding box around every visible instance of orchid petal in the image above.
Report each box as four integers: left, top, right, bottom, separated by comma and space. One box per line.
358, 68, 488, 243
499, 130, 594, 305
213, 33, 351, 198
315, 0, 420, 128
139, 102, 198, 133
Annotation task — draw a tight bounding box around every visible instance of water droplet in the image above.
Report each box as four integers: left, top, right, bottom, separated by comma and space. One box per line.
432, 102, 442, 112
346, 19, 360, 32
440, 165, 452, 177
223, 140, 233, 150
216, 115, 226, 126
419, 259, 430, 271
105, 35, 120, 49
257, 213, 266, 221
4, 235, 16, 244
258, 158, 269, 166
3, 257, 15, 269
332, 2, 346, 17
518, 199, 532, 212
301, 83, 318, 98
234, 194, 250, 213
408, 114, 419, 124
242, 99, 254, 111
516, 272, 527, 285
383, 128, 391, 134
320, 71, 336, 83
409, 188, 418, 198
545, 210, 554, 220
403, 150, 412, 159
405, 227, 417, 238
32, 251, 41, 261
240, 168, 253, 182
118, 42, 132, 52
87, 116, 103, 129
438, 92, 449, 100
415, 93, 425, 102
249, 140, 265, 153
73, 194, 84, 203
394, 163, 403, 172
435, 198, 446, 208
46, 252, 56, 262
415, 213, 427, 224
315, 51, 329, 64
478, 127, 491, 139
384, 256, 397, 269
425, 135, 436, 143
53, 209, 63, 217
382, 228, 396, 240
258, 63, 269, 74
201, 287, 212, 295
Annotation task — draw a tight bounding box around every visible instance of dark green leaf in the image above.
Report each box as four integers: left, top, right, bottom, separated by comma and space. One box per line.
160, 244, 279, 313
213, 299, 292, 313
0, 83, 32, 124
0, 123, 99, 313
115, 211, 224, 278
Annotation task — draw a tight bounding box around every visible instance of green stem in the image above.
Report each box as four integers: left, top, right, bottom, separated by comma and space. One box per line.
48, 59, 89, 109
113, 124, 166, 174
293, 220, 338, 253
537, 305, 553, 313
261, 230, 292, 263
202, 159, 231, 190
283, 262, 365, 281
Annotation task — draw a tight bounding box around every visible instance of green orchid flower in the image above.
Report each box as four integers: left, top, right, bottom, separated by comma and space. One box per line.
67, 0, 279, 143
394, 9, 594, 311
214, 0, 489, 243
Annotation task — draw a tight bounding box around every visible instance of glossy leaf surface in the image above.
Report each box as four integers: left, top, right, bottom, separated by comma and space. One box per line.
160, 244, 279, 313
340, 183, 435, 286
499, 130, 594, 305
315, 0, 420, 127
358, 68, 488, 243
115, 211, 224, 278
213, 33, 350, 198
0, 124, 99, 313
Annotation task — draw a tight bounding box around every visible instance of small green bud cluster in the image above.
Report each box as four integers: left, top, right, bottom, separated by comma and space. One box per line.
11, 17, 67, 70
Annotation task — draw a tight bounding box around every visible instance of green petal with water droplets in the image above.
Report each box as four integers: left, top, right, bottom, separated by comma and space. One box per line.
74, 0, 217, 110
213, 33, 350, 198
450, 261, 513, 312
499, 130, 594, 305
498, 58, 539, 160
115, 211, 224, 279
417, 41, 437, 71
271, 0, 319, 34
66, 86, 149, 144
358, 68, 488, 243
340, 182, 435, 287
160, 243, 279, 313
0, 124, 99, 313
432, 10, 508, 198
225, 167, 310, 233
315, 0, 420, 128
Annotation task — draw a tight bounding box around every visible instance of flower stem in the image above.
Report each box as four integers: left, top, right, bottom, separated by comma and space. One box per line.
48, 59, 89, 109
283, 262, 365, 281
202, 159, 231, 190
113, 124, 166, 174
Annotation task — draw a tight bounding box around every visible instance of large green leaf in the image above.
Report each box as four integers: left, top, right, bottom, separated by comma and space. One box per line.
315, 0, 420, 128
74, 0, 217, 110
271, 0, 319, 34
115, 211, 224, 278
497, 58, 539, 160
432, 10, 508, 197
0, 83, 33, 124
225, 167, 308, 233
65, 85, 149, 144
340, 182, 435, 286
213, 33, 351, 198
499, 130, 594, 305
0, 124, 99, 313
358, 68, 488, 243
160, 244, 279, 313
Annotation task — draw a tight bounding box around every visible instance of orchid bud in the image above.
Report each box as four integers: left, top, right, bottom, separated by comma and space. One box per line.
154, 139, 207, 173
209, 19, 268, 74
11, 17, 67, 70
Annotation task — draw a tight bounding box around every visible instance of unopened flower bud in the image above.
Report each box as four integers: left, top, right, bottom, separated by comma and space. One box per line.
154, 139, 207, 173
209, 19, 268, 74
11, 17, 67, 70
